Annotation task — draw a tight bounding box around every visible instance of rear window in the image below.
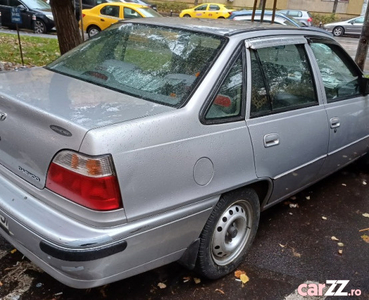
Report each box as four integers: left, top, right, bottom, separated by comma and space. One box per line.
47, 23, 225, 107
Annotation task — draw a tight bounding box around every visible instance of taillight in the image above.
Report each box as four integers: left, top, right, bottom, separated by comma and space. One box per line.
82, 13, 85, 18
307, 17, 312, 22
46, 151, 122, 211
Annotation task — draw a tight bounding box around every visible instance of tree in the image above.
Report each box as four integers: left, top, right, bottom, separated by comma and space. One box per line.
355, 2, 369, 71
49, 0, 81, 55
332, 0, 338, 13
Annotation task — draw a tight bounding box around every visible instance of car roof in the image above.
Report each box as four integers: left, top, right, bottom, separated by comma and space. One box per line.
124, 17, 331, 37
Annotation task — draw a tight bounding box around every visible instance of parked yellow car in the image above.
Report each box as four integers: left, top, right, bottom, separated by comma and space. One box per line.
179, 3, 234, 19
81, 2, 162, 37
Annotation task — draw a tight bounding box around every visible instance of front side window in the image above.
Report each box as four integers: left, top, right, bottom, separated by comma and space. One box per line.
47, 23, 225, 108
250, 44, 317, 118
205, 55, 243, 120
310, 42, 360, 102
195, 4, 207, 11
101, 5, 120, 17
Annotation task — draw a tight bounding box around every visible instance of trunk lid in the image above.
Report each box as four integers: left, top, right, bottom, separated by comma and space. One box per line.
0, 68, 173, 188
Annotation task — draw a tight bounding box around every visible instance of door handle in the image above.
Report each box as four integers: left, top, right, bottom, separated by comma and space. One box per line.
330, 117, 340, 129
264, 133, 280, 148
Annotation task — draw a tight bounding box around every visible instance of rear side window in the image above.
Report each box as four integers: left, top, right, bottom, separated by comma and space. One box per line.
310, 42, 361, 102
250, 44, 317, 118
101, 5, 120, 17
205, 55, 243, 120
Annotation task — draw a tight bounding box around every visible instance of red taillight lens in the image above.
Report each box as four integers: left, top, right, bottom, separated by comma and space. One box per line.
46, 151, 122, 211
308, 17, 312, 22
82, 14, 85, 18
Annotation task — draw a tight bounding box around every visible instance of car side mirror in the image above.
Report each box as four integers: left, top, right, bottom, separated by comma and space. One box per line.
360, 76, 369, 95
17, 4, 26, 11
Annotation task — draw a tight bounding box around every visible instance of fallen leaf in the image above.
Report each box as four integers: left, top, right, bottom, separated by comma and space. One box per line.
240, 273, 249, 284
279, 243, 286, 248
193, 278, 201, 284
331, 236, 339, 241
361, 235, 369, 243
215, 289, 225, 295
338, 249, 343, 255
291, 248, 301, 257
363, 181, 367, 185
337, 242, 344, 247
306, 196, 311, 200
0, 281, 3, 287
289, 212, 293, 215
362, 213, 369, 218
10, 249, 17, 254
359, 228, 369, 232
157, 282, 167, 289
289, 203, 299, 208
322, 216, 327, 220
234, 270, 245, 278
342, 183, 347, 186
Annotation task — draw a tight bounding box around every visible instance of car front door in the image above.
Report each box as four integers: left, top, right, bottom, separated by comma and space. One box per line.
193, 4, 208, 18
245, 37, 329, 205
309, 39, 369, 176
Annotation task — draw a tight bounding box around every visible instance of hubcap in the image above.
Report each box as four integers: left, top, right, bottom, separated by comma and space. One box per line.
35, 21, 45, 34
89, 28, 100, 37
211, 201, 252, 266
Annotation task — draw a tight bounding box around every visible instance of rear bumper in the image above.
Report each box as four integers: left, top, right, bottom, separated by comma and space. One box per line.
0, 167, 215, 288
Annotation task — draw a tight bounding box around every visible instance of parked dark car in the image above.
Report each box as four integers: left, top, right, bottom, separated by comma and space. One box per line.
0, 0, 55, 33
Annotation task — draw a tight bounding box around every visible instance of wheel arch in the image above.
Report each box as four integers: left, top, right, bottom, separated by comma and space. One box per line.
178, 178, 272, 270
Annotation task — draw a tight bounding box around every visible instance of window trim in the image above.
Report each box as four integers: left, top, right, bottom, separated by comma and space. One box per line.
200, 44, 246, 125
248, 43, 319, 119
307, 36, 364, 103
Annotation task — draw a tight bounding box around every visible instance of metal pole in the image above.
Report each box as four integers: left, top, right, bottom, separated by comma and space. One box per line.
16, 24, 24, 66
271, 0, 277, 24
79, 0, 84, 41
260, 0, 266, 23
251, 0, 258, 22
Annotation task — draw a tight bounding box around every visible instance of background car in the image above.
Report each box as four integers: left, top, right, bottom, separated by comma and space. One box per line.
323, 16, 364, 36
179, 3, 234, 19
81, 2, 162, 37
0, 0, 54, 33
278, 9, 313, 26
74, 0, 156, 20
229, 10, 302, 27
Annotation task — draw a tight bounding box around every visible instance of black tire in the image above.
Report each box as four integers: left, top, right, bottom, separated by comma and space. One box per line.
87, 25, 101, 38
332, 26, 344, 37
183, 14, 191, 18
218, 17, 225, 19
34, 19, 47, 34
195, 189, 260, 279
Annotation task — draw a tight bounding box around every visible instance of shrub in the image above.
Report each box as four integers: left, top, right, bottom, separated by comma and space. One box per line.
310, 13, 338, 26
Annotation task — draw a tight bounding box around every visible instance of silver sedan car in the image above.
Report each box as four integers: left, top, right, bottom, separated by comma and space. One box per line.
0, 18, 369, 289
324, 16, 364, 36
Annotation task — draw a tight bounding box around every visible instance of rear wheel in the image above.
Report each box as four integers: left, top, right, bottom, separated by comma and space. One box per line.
195, 189, 260, 279
332, 26, 344, 37
87, 25, 101, 38
218, 16, 225, 19
183, 14, 191, 17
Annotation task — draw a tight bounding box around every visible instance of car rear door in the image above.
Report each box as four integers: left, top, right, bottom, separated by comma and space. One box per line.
309, 38, 369, 175
245, 37, 329, 206
98, 4, 120, 29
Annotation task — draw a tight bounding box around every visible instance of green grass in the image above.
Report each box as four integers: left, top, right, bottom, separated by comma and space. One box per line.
0, 33, 60, 66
